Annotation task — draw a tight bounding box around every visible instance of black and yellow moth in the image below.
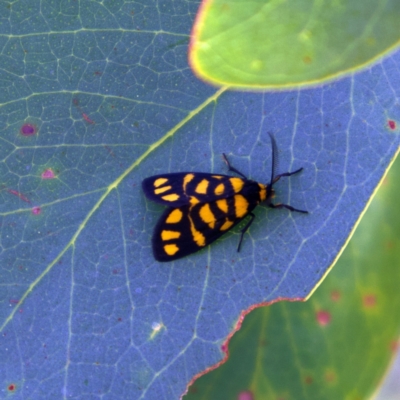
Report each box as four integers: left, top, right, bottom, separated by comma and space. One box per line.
142, 134, 308, 262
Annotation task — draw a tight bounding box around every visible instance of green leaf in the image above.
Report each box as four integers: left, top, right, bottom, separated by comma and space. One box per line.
190, 0, 400, 88
185, 154, 400, 399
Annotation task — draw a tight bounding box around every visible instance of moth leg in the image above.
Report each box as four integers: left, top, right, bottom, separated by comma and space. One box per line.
269, 203, 308, 214
222, 153, 248, 179
272, 167, 303, 184
237, 212, 256, 252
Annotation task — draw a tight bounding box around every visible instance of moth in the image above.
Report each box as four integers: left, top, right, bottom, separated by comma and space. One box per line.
142, 134, 308, 261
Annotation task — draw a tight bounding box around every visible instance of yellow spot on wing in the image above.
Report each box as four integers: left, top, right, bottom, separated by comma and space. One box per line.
214, 183, 225, 195
220, 219, 234, 231
199, 203, 216, 229
212, 175, 223, 180
154, 185, 171, 194
154, 178, 168, 187
190, 196, 200, 205
195, 179, 209, 194
234, 194, 248, 217
166, 209, 183, 223
216, 199, 228, 213
183, 174, 194, 192
162, 193, 180, 202
230, 177, 244, 193
164, 244, 179, 255
189, 216, 206, 246
161, 230, 181, 240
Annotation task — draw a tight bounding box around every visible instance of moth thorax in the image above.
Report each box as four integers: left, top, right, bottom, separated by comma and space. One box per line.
258, 183, 267, 201
264, 185, 275, 201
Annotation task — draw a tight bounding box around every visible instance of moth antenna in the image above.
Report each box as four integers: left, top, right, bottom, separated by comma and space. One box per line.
267, 132, 279, 197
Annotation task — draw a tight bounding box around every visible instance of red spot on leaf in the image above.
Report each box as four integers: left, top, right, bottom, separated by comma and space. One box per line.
363, 294, 376, 308
259, 339, 267, 347
304, 376, 313, 385
386, 241, 394, 250
8, 383, 16, 392
7, 189, 30, 203
9, 299, 19, 305
20, 123, 37, 136
390, 340, 399, 352
220, 343, 228, 353
238, 391, 254, 400
32, 206, 41, 215
104, 145, 115, 157
330, 290, 341, 302
388, 120, 396, 130
325, 370, 336, 383
82, 113, 95, 124
188, 386, 197, 394
316, 310, 331, 326
41, 169, 55, 179
73, 98, 95, 124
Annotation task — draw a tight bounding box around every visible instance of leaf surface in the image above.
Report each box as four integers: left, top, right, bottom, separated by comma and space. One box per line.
190, 0, 400, 88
